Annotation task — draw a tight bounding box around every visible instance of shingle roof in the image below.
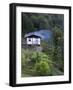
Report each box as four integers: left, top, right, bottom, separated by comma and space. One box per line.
24, 29, 52, 40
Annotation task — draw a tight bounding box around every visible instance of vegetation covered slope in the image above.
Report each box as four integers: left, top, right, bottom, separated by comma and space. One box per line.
21, 13, 64, 77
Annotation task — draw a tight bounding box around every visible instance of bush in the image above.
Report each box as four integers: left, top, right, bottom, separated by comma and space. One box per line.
30, 52, 37, 63
35, 61, 52, 76
33, 52, 53, 76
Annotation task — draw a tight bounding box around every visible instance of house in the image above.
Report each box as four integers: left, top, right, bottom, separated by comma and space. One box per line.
22, 29, 52, 47
24, 33, 42, 45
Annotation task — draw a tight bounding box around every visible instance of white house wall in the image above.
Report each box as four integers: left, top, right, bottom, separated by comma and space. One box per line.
27, 38, 40, 45
27, 38, 32, 44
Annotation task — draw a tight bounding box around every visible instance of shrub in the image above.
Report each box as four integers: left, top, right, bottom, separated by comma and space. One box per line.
30, 52, 37, 63
35, 60, 52, 76
33, 52, 53, 76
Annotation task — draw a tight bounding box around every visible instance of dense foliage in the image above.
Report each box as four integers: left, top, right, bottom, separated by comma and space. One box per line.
22, 13, 64, 37
21, 49, 63, 77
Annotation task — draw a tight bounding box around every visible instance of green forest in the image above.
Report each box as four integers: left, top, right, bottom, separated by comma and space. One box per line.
21, 13, 64, 77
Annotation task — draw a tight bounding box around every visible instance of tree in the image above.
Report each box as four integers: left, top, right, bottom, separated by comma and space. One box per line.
22, 13, 34, 37
52, 26, 64, 72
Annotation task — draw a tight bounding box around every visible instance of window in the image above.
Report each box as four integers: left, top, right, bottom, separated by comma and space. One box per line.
29, 38, 31, 41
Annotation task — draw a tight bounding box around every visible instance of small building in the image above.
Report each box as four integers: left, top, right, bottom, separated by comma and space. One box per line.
24, 33, 41, 45
26, 35, 41, 45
